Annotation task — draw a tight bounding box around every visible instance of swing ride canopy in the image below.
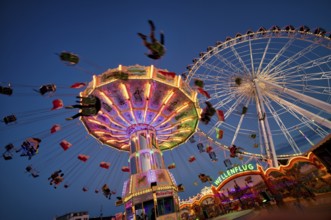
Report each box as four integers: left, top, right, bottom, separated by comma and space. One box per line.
80, 65, 201, 152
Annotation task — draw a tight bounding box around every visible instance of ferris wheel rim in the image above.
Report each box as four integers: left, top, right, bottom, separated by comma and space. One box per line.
185, 25, 331, 81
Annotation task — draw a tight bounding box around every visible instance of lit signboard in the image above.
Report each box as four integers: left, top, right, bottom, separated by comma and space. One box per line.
213, 163, 255, 186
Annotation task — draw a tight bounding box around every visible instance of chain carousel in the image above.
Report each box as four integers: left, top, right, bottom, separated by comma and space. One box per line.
79, 64, 201, 220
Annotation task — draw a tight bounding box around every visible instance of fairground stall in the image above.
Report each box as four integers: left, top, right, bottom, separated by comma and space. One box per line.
179, 144, 331, 220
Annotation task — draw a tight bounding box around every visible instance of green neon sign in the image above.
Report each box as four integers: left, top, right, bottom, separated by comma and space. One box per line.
213, 163, 255, 186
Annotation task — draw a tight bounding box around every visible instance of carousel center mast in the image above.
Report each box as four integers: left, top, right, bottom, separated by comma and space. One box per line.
80, 65, 201, 220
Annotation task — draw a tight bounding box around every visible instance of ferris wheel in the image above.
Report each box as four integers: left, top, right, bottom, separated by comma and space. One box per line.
184, 25, 331, 167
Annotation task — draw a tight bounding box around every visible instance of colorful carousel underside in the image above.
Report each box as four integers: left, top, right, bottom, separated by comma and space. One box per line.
80, 65, 201, 152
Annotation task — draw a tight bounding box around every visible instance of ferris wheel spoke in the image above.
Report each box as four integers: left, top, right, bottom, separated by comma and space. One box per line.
209, 92, 234, 105
301, 85, 331, 95
263, 96, 301, 154
243, 155, 256, 165
271, 83, 331, 98
204, 81, 230, 91
304, 71, 331, 80
277, 103, 329, 138
230, 46, 251, 75
274, 71, 331, 83
261, 38, 295, 75
270, 54, 331, 78
267, 92, 331, 129
248, 39, 256, 76
224, 95, 248, 116
206, 95, 247, 136
200, 62, 235, 77
266, 95, 329, 148
231, 99, 250, 145
210, 93, 236, 108
215, 92, 246, 110
295, 126, 315, 147
269, 43, 320, 74
257, 37, 272, 75
314, 124, 330, 137
192, 72, 228, 82
197, 129, 229, 152
214, 53, 243, 73
301, 121, 328, 138
206, 90, 235, 108
272, 68, 331, 83
258, 79, 331, 113
270, 93, 329, 138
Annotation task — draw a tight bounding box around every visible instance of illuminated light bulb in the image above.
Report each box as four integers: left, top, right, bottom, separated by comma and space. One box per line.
143, 100, 149, 121
178, 128, 191, 133
102, 114, 126, 129
170, 137, 183, 141
106, 139, 119, 144
192, 89, 198, 101
175, 103, 189, 113
111, 134, 127, 138
145, 83, 151, 99
150, 105, 165, 125
175, 75, 180, 87
180, 117, 195, 123
88, 118, 104, 125
121, 144, 129, 149
92, 75, 97, 89
150, 65, 154, 78
99, 91, 113, 105
155, 113, 175, 128
163, 90, 174, 105
121, 83, 130, 100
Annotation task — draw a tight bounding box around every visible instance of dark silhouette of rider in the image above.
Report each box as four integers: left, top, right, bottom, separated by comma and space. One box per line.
65, 95, 101, 120
138, 20, 165, 60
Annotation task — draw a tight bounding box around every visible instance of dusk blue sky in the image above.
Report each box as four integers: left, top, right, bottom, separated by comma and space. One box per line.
1, 1, 330, 220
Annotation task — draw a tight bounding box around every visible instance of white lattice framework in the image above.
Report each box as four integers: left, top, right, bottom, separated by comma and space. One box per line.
184, 25, 331, 167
